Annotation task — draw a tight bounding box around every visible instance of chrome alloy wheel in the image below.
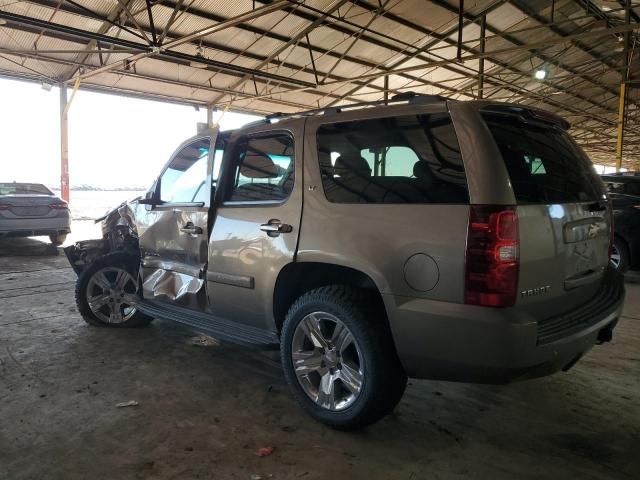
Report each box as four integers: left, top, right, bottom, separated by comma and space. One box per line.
291, 311, 364, 411
86, 267, 139, 324
610, 244, 621, 270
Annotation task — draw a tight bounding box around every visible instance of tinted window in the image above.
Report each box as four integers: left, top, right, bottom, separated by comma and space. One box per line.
316, 114, 468, 204
225, 133, 294, 203
625, 180, 640, 196
0, 183, 52, 195
482, 114, 605, 203
603, 180, 626, 195
160, 138, 210, 203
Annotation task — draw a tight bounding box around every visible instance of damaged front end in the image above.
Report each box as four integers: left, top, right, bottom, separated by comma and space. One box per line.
64, 201, 141, 275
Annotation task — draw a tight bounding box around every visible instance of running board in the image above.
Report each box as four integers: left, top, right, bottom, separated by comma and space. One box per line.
137, 300, 279, 348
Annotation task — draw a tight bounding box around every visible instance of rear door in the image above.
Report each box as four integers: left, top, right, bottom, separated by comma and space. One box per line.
206, 123, 303, 331
480, 110, 610, 313
138, 134, 217, 311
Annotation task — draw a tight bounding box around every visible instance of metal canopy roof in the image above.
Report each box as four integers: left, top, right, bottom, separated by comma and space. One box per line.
0, 0, 639, 166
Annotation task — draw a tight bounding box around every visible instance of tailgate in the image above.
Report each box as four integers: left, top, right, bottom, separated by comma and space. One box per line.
480, 108, 610, 315
517, 203, 610, 313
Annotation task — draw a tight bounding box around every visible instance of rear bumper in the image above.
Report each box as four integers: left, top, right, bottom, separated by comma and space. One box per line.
0, 217, 71, 237
385, 269, 625, 383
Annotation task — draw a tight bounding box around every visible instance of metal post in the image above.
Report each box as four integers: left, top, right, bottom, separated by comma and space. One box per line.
616, 1, 631, 172
59, 84, 70, 203
616, 82, 626, 172
384, 75, 389, 104
478, 15, 486, 99
207, 105, 214, 127
457, 0, 464, 61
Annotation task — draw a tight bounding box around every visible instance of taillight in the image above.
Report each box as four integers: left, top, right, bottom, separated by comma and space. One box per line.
49, 202, 68, 210
465, 205, 519, 307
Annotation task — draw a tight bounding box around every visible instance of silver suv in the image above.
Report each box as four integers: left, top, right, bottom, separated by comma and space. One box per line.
65, 94, 624, 429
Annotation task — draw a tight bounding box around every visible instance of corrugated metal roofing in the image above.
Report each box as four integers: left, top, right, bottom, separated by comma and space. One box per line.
0, 0, 639, 165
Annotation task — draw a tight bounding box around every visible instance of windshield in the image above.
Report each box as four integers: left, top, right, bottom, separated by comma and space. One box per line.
0, 183, 53, 195
482, 114, 605, 204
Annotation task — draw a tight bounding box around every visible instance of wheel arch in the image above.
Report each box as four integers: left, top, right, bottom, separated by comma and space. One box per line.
273, 261, 387, 334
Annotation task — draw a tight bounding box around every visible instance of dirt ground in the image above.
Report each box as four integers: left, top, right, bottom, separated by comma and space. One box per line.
1, 236, 638, 480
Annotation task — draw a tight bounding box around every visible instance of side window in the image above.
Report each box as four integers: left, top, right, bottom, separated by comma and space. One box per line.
225, 133, 295, 203
316, 113, 468, 204
160, 138, 210, 204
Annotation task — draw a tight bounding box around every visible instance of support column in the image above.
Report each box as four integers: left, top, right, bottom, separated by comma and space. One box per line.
456, 0, 464, 61
617, 1, 632, 172
478, 15, 486, 99
206, 104, 214, 127
59, 84, 70, 203
616, 82, 627, 172
384, 75, 389, 104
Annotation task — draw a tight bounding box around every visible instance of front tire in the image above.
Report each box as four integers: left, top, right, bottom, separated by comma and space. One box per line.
75, 251, 152, 328
281, 286, 406, 430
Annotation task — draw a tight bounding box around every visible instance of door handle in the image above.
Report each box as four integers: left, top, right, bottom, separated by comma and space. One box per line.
260, 219, 293, 237
180, 223, 203, 235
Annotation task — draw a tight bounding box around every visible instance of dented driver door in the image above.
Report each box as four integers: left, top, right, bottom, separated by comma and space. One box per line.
137, 131, 218, 311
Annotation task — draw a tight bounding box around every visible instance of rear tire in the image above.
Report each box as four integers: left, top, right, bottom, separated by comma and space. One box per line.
281, 285, 406, 430
50, 234, 67, 246
611, 236, 630, 273
75, 251, 152, 328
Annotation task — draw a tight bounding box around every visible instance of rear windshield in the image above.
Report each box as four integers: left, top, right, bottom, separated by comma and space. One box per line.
482, 114, 605, 204
0, 183, 53, 195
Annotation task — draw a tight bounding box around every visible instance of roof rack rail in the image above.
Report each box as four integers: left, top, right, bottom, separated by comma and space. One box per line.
241, 118, 272, 129
261, 91, 448, 123
391, 92, 448, 104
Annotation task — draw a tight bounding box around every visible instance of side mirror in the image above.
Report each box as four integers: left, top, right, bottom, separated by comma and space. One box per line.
138, 187, 158, 205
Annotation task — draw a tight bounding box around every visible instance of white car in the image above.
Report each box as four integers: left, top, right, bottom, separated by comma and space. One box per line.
0, 182, 71, 245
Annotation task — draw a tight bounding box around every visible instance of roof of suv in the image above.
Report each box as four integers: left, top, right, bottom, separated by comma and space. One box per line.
222, 93, 571, 136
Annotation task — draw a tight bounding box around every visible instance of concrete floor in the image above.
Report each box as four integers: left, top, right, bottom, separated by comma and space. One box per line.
1, 237, 638, 480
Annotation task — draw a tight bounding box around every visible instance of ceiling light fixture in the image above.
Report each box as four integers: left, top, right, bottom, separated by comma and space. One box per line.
534, 68, 548, 80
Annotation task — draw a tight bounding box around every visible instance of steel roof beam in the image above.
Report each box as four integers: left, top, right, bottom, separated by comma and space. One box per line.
324, 0, 509, 106
0, 9, 315, 88
254, 0, 623, 117
422, 0, 622, 100
508, 0, 625, 73
14, 0, 466, 102
0, 20, 384, 107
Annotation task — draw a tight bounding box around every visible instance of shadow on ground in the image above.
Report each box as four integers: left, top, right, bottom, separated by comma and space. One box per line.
0, 244, 638, 480
0, 237, 60, 257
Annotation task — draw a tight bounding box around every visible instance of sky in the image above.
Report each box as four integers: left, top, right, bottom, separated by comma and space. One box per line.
0, 78, 259, 190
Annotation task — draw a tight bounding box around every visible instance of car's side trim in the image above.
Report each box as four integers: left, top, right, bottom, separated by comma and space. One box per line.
206, 271, 255, 289
137, 300, 278, 347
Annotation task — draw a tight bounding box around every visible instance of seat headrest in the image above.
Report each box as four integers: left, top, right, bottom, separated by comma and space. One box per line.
334, 154, 371, 177
413, 160, 435, 182
241, 153, 281, 178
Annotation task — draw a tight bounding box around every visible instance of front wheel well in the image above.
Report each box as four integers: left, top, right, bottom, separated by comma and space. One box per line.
273, 262, 386, 333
